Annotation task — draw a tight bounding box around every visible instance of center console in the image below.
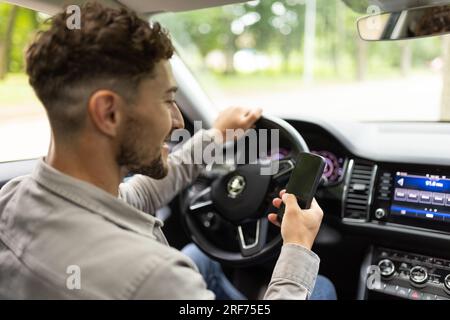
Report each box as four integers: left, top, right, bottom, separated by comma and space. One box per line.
344, 161, 450, 300
362, 247, 450, 300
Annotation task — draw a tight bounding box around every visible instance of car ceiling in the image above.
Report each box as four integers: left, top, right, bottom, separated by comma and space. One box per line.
8, 0, 450, 17
4, 0, 246, 15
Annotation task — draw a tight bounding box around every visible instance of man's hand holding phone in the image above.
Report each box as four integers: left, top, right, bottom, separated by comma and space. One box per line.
268, 190, 323, 250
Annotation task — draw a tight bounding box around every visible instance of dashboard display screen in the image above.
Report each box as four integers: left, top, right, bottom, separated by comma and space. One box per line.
311, 150, 345, 184
269, 148, 345, 185
391, 172, 450, 223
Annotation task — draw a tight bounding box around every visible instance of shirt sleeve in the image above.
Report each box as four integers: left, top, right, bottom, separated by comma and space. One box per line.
263, 244, 320, 300
118, 129, 220, 214
132, 243, 319, 300
131, 255, 215, 300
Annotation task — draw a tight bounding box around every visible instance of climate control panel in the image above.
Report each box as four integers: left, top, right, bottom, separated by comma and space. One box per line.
369, 247, 450, 300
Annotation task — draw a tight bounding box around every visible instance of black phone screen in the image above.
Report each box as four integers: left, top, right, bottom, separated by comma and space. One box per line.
278, 152, 326, 222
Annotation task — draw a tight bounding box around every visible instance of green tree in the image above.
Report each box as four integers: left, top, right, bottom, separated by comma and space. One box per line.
0, 4, 18, 79
0, 4, 40, 79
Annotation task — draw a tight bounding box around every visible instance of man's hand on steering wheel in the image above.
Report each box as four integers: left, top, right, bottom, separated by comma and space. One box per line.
269, 190, 324, 251
212, 106, 263, 141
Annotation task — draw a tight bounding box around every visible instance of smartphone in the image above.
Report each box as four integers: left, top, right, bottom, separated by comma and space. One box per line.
277, 152, 326, 223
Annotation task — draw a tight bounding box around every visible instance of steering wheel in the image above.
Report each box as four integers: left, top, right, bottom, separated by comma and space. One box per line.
180, 116, 309, 266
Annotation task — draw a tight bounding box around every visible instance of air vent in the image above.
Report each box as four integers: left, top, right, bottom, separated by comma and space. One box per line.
342, 160, 377, 221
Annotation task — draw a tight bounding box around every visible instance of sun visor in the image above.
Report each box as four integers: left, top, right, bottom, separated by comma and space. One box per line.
4, 0, 247, 15
119, 0, 246, 14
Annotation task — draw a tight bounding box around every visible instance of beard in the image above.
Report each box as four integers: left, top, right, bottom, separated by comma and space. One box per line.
122, 151, 168, 179
116, 115, 169, 180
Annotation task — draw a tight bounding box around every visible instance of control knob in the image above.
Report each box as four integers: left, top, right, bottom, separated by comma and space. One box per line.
378, 259, 395, 278
410, 266, 428, 287
375, 208, 386, 219
444, 274, 450, 295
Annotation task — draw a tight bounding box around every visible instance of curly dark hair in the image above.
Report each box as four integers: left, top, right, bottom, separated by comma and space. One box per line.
26, 2, 174, 134
413, 6, 450, 37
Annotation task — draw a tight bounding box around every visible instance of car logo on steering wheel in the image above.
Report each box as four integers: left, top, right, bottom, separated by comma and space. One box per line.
227, 175, 246, 198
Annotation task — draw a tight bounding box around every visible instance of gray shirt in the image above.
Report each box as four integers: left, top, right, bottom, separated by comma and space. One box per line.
0, 129, 319, 299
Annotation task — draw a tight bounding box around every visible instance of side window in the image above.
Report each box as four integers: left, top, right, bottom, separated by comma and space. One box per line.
0, 4, 50, 162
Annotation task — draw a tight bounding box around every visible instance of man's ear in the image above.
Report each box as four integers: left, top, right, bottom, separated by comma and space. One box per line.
87, 90, 123, 137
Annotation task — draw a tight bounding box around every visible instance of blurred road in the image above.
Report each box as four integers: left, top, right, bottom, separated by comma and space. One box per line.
214, 74, 442, 121
0, 74, 443, 162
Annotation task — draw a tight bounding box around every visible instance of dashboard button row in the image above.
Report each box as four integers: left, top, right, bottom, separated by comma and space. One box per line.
378, 284, 449, 300
394, 188, 450, 206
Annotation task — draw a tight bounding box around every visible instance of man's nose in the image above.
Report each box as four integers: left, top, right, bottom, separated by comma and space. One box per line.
171, 101, 185, 130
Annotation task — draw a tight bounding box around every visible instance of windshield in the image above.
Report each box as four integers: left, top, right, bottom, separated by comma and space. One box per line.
0, 1, 449, 163
156, 0, 450, 122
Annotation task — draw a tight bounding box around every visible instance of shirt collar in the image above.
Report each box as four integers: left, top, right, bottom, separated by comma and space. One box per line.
31, 158, 161, 239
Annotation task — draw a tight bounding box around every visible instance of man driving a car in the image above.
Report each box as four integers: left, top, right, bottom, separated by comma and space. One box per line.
0, 2, 336, 300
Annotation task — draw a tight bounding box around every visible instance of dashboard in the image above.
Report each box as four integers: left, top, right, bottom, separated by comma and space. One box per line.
284, 118, 450, 299
195, 117, 450, 300
275, 124, 348, 186
285, 118, 450, 244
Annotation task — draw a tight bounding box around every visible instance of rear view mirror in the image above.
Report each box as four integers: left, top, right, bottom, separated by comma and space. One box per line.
357, 4, 450, 41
